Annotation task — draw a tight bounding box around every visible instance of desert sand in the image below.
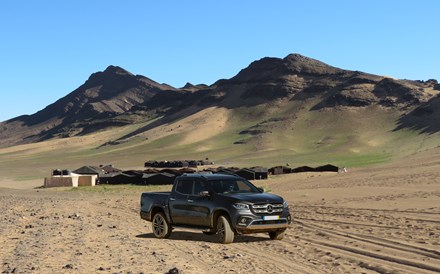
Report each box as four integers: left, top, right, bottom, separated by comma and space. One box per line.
1, 150, 440, 274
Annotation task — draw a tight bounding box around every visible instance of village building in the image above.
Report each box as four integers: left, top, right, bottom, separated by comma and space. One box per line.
315, 164, 339, 172
143, 168, 160, 174
269, 166, 292, 175
144, 159, 213, 168
52, 169, 71, 176
235, 168, 256, 180
100, 173, 137, 185
44, 171, 96, 188
100, 164, 122, 174
142, 172, 176, 185
215, 167, 239, 176
73, 166, 104, 184
251, 167, 268, 180
178, 168, 196, 174
144, 160, 158, 167
159, 168, 183, 176
291, 166, 316, 173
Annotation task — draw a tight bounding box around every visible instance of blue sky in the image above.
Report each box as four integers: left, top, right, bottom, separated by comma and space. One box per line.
1, 0, 439, 122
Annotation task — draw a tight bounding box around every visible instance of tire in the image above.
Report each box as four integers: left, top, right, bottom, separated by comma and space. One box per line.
269, 230, 285, 240
216, 215, 234, 244
152, 212, 172, 239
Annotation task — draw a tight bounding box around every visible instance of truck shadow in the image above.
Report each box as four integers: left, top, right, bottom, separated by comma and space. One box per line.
136, 231, 270, 243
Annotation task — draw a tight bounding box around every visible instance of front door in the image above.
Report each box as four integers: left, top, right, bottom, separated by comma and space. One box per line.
186, 180, 211, 226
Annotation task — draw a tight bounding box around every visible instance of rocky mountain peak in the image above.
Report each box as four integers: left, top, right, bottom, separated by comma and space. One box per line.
230, 53, 345, 85
86, 65, 134, 85
282, 53, 342, 75
283, 53, 311, 62
103, 65, 133, 76
183, 82, 194, 89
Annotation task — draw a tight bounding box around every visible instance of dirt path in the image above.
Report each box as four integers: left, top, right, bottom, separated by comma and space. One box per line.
1, 154, 440, 273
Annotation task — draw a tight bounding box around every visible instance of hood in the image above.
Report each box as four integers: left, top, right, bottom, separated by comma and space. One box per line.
218, 192, 284, 204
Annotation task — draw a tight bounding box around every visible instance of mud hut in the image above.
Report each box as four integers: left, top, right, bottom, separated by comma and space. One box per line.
269, 166, 292, 175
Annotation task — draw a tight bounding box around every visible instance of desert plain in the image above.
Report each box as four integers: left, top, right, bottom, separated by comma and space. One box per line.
0, 147, 439, 274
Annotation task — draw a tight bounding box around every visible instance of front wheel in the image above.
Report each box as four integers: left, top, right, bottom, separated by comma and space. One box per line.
152, 212, 172, 238
216, 215, 234, 244
268, 230, 285, 240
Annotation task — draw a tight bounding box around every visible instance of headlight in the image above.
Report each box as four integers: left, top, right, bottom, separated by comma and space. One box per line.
283, 201, 289, 208
233, 203, 250, 210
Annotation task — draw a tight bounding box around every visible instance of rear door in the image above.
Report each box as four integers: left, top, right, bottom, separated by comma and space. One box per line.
169, 179, 193, 224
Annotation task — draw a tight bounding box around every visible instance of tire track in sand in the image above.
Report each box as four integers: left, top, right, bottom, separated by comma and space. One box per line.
291, 205, 440, 273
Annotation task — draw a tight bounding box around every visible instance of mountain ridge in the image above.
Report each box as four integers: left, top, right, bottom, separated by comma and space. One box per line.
1, 53, 439, 150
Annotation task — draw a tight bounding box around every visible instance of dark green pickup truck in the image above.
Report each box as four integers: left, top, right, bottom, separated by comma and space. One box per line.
140, 173, 291, 244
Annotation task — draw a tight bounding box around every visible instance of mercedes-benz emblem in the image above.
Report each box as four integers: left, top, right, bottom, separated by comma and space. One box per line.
267, 205, 273, 213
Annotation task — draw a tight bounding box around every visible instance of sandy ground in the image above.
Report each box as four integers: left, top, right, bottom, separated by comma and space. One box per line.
1, 151, 440, 273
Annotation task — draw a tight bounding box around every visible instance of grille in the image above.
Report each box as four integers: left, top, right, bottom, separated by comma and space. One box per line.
251, 219, 287, 225
252, 203, 283, 214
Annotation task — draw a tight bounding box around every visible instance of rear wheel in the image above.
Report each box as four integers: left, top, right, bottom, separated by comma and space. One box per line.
268, 230, 285, 240
216, 215, 234, 244
152, 212, 171, 238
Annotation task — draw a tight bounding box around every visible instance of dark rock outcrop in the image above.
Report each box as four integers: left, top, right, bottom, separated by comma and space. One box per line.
1, 53, 438, 147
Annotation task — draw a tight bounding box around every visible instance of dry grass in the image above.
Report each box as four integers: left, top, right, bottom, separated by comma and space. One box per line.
1, 103, 439, 185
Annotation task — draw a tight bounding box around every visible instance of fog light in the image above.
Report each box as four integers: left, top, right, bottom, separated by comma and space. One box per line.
238, 217, 249, 226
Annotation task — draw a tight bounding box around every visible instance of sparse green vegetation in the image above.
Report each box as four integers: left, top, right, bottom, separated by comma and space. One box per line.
69, 184, 172, 193
15, 176, 43, 181
1, 104, 440, 186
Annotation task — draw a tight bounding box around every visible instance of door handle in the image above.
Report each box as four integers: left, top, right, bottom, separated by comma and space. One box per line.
187, 199, 194, 203
169, 197, 176, 201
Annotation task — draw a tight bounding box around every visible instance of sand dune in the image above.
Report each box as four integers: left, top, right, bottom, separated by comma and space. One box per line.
1, 150, 439, 273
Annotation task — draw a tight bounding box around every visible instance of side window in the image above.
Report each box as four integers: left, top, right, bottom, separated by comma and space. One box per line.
210, 180, 236, 193
193, 181, 209, 195
236, 180, 252, 191
175, 180, 193, 195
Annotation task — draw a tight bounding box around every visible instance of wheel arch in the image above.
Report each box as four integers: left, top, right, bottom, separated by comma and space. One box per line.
150, 206, 171, 223
211, 209, 232, 228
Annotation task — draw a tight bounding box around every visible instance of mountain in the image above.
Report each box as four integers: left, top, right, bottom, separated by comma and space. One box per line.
0, 65, 176, 146
212, 54, 433, 109
1, 53, 439, 165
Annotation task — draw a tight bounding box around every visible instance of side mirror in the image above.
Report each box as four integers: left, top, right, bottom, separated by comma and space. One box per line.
199, 190, 210, 197
257, 187, 264, 193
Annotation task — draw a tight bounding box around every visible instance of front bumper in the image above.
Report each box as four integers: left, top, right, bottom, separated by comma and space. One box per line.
234, 212, 291, 234
246, 218, 290, 230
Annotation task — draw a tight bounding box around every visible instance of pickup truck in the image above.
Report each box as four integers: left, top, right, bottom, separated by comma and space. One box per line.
140, 173, 291, 244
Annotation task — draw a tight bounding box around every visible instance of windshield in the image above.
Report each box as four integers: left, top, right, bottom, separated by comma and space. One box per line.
208, 179, 260, 194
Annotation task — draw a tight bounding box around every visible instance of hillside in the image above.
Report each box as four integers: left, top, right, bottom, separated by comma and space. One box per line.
1, 54, 440, 183
0, 65, 175, 146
